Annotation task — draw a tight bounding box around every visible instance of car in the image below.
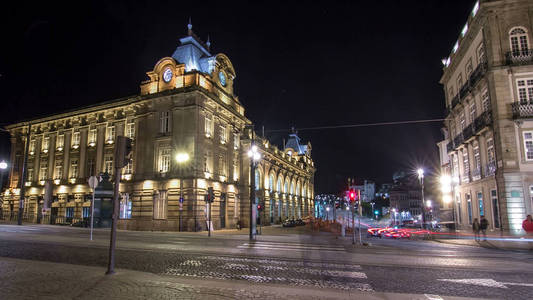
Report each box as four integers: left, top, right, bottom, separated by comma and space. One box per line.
282, 219, 296, 227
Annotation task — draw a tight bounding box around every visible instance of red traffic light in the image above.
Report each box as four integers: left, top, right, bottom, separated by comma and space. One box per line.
349, 189, 356, 201
257, 204, 263, 211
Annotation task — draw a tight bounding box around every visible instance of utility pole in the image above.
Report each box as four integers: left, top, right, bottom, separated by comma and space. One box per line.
18, 123, 31, 225
106, 136, 132, 275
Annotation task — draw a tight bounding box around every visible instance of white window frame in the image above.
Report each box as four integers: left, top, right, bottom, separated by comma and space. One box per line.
509, 27, 529, 56
54, 161, 63, 180
516, 78, 533, 104
70, 159, 79, 179
72, 132, 80, 148
42, 136, 50, 153
487, 138, 495, 166
469, 101, 476, 124
56, 134, 65, 150
153, 190, 168, 220
106, 125, 115, 143
88, 129, 97, 146
160, 111, 171, 133
219, 124, 227, 144
39, 161, 48, 181
481, 89, 490, 112
462, 149, 470, 179
219, 154, 227, 177
473, 143, 481, 173
126, 122, 135, 139
523, 131, 533, 161
104, 155, 114, 175
29, 139, 36, 154
158, 147, 171, 173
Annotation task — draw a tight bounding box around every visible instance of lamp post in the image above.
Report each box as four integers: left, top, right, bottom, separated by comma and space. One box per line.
248, 139, 261, 241
417, 168, 426, 229
440, 174, 456, 231
0, 160, 7, 218
175, 152, 190, 232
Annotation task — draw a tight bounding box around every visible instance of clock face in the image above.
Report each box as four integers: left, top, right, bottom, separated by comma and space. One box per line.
218, 71, 226, 86
163, 68, 173, 83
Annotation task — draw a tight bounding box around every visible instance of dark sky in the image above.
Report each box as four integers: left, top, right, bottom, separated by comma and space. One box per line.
0, 0, 474, 194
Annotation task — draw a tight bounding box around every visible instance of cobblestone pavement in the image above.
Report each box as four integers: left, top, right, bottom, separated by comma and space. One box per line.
1, 224, 533, 299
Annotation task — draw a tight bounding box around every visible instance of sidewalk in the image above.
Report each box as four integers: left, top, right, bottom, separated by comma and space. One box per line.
431, 230, 533, 251
0, 257, 481, 300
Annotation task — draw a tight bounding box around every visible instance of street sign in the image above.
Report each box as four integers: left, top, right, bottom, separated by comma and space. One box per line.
88, 176, 99, 189
179, 197, 184, 203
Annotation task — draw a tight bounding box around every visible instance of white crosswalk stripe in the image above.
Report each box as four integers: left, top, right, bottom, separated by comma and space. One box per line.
237, 241, 346, 252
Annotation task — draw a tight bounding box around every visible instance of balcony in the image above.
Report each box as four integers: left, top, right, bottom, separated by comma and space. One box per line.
474, 110, 493, 130
472, 167, 482, 181
511, 102, 533, 119
462, 123, 475, 142
506, 50, 533, 66
453, 133, 464, 148
447, 60, 488, 114
469, 61, 487, 87
446, 141, 454, 153
459, 83, 470, 99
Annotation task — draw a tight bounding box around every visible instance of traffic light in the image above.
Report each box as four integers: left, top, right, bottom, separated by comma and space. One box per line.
115, 136, 133, 168
349, 189, 356, 202
206, 187, 215, 203
257, 203, 263, 211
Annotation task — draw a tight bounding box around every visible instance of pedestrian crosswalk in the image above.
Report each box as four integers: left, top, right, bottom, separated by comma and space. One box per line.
237, 241, 346, 252
164, 255, 373, 292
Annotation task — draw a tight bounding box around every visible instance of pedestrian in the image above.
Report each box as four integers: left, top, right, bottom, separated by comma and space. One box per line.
472, 218, 480, 241
522, 215, 533, 250
480, 216, 489, 241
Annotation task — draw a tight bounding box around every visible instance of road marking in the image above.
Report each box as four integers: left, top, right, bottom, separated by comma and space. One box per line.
438, 278, 533, 289
201, 256, 362, 270
238, 242, 345, 252
425, 294, 443, 300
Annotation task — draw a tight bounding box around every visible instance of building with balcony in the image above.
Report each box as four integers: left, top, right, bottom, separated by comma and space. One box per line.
439, 0, 533, 234
0, 24, 315, 231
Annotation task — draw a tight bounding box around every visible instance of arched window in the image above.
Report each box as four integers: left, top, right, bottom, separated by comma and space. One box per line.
290, 182, 295, 195
284, 180, 289, 194
255, 169, 261, 191
269, 174, 274, 192
510, 27, 529, 56
296, 183, 300, 196
277, 177, 282, 192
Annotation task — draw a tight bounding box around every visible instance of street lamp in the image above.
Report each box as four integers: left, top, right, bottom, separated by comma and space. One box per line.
417, 168, 426, 229
0, 160, 7, 218
175, 152, 190, 232
248, 141, 261, 240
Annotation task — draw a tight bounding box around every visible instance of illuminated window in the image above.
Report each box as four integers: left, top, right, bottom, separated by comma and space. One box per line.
255, 169, 261, 191
39, 161, 48, 181
523, 131, 533, 161
126, 123, 135, 139
219, 154, 227, 177
473, 142, 481, 174
477, 192, 484, 216
290, 182, 295, 195
219, 125, 227, 144
462, 149, 470, 180
56, 134, 64, 150
70, 159, 79, 179
487, 138, 496, 167
153, 190, 167, 219
54, 161, 63, 180
205, 114, 213, 137
284, 180, 289, 194
510, 27, 529, 56
106, 126, 115, 143
27, 168, 34, 182
465, 58, 473, 77
516, 79, 533, 104
72, 132, 80, 148
233, 133, 239, 149
88, 129, 97, 146
42, 136, 49, 152
120, 193, 132, 219
160, 111, 171, 133
158, 148, 171, 173
123, 160, 133, 175
87, 158, 96, 177
277, 177, 282, 192
459, 112, 466, 131
29, 139, 36, 155
104, 155, 114, 174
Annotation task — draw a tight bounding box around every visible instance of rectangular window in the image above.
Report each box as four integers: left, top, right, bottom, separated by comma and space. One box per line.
205, 115, 213, 137
104, 155, 114, 175
87, 158, 96, 177
473, 144, 481, 174
462, 149, 470, 180
88, 129, 97, 146
460, 112, 466, 131
456, 194, 462, 225
42, 136, 50, 152
477, 191, 484, 216
492, 190, 500, 228
54, 161, 63, 180
27, 168, 34, 182
523, 131, 533, 161
233, 133, 239, 149
453, 154, 459, 180
466, 194, 472, 224
66, 207, 74, 218
57, 134, 64, 150
158, 148, 171, 173
126, 123, 135, 139
72, 132, 80, 148
516, 79, 533, 104
82, 207, 90, 218
160, 111, 171, 133
106, 126, 115, 143
219, 154, 227, 177
481, 89, 490, 112
219, 125, 227, 144
469, 101, 476, 124
70, 159, 79, 179
29, 139, 36, 155
477, 43, 485, 64
153, 190, 167, 219
39, 161, 48, 181
457, 74, 463, 89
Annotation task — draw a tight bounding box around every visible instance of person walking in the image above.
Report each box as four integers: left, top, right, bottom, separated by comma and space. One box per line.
473, 218, 480, 241
480, 216, 489, 241
523, 215, 533, 250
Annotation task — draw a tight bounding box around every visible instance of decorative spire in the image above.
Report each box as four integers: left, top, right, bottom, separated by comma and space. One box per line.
206, 35, 211, 51
187, 17, 193, 35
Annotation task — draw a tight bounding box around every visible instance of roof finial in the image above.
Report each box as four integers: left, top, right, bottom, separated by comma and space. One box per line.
206, 35, 211, 51
187, 17, 193, 35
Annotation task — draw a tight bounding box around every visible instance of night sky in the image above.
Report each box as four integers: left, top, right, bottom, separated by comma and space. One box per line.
0, 0, 474, 194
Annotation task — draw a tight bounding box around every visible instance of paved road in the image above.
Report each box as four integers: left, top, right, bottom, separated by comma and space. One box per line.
0, 224, 532, 299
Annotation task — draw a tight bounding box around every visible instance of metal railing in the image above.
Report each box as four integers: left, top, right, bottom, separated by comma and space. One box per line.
484, 162, 496, 177
506, 49, 533, 65
447, 59, 488, 114
511, 102, 533, 119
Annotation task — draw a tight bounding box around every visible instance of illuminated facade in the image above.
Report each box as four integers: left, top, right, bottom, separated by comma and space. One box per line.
439, 0, 533, 234
1, 25, 315, 231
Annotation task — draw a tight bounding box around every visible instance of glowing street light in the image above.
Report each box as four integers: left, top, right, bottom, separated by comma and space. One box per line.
175, 152, 190, 232
0, 160, 8, 203
175, 152, 190, 163
417, 168, 426, 229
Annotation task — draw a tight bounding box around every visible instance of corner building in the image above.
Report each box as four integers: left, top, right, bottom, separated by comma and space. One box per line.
1, 27, 315, 231
439, 0, 533, 234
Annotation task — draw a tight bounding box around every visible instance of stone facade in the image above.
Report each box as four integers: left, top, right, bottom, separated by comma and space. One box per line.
1, 27, 315, 231
439, 0, 533, 234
